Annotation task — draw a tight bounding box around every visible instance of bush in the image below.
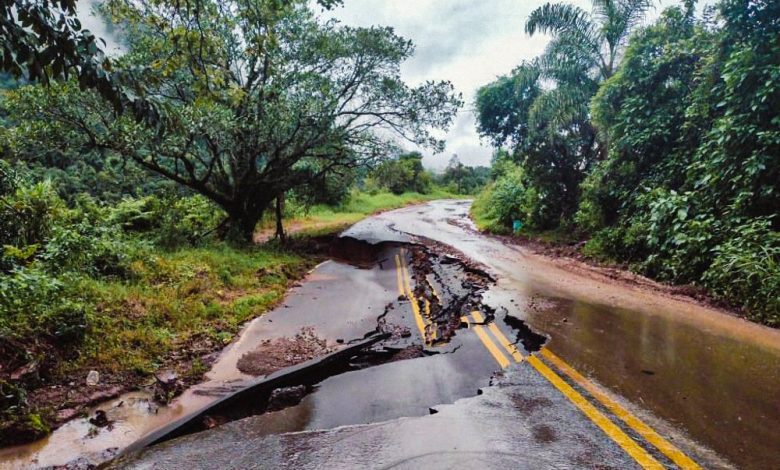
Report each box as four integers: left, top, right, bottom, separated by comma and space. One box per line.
704, 219, 780, 325
0, 179, 64, 249
109, 194, 225, 247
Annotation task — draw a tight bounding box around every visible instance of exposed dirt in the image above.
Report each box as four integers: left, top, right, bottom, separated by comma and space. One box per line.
477, 228, 744, 319
236, 327, 336, 376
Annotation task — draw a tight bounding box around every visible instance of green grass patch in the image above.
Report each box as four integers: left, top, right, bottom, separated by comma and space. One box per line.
73, 243, 314, 376
265, 189, 459, 238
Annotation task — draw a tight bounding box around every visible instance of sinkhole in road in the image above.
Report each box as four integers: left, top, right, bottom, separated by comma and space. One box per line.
127, 236, 550, 452
7, 235, 551, 469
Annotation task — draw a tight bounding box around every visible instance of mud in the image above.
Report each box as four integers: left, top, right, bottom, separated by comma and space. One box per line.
236, 327, 335, 376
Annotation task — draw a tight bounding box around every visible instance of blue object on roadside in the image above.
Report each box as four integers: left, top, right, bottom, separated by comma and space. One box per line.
512, 220, 523, 232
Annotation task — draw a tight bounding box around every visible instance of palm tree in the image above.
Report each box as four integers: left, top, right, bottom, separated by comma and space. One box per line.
526, 0, 654, 81
523, 0, 653, 134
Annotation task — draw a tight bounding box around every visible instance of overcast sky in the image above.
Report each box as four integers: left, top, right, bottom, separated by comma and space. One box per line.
319, 0, 711, 170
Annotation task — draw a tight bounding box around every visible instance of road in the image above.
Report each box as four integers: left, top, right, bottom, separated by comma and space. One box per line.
74, 201, 780, 468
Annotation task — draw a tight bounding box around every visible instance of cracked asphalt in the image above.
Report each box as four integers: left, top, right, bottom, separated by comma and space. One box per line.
110, 200, 780, 469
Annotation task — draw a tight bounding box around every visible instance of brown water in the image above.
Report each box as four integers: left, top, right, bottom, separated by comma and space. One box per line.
526, 297, 780, 469
352, 200, 780, 469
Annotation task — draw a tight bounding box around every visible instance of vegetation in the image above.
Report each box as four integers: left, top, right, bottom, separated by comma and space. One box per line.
474, 0, 780, 324
437, 155, 491, 195
0, 162, 316, 444
0, 0, 468, 445
3, 0, 461, 241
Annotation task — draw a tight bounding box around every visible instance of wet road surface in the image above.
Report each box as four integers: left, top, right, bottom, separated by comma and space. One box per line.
7, 200, 780, 469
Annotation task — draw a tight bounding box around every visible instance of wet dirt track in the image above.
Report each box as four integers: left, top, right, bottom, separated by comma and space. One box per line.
8, 200, 780, 469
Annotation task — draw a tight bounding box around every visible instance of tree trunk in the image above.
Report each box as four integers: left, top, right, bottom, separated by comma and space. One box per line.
222, 209, 262, 244
275, 192, 286, 242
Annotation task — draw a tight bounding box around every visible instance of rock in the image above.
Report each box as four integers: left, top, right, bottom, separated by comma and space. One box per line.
86, 370, 100, 386
266, 385, 307, 412
153, 370, 182, 404
155, 369, 179, 387
89, 409, 110, 427
10, 361, 38, 381
440, 255, 459, 265
56, 408, 80, 423
86, 386, 123, 406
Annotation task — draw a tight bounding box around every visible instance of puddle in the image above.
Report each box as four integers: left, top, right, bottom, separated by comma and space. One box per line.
523, 296, 780, 469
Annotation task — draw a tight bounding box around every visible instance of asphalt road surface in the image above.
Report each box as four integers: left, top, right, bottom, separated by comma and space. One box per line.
53, 200, 780, 469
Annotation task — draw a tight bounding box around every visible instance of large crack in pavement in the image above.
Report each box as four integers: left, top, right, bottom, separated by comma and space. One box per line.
108, 235, 550, 466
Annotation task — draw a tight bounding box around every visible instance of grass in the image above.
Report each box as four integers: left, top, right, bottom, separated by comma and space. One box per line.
76, 243, 315, 376
259, 188, 459, 238
1, 240, 318, 446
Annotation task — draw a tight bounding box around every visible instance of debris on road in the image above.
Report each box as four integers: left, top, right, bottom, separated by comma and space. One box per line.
237, 327, 335, 376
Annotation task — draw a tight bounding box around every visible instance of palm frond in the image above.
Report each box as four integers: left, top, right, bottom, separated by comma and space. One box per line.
539, 36, 602, 82
525, 3, 597, 39
528, 83, 594, 134
620, 0, 655, 31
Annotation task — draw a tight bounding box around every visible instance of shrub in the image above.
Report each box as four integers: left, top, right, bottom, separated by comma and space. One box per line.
704, 219, 780, 325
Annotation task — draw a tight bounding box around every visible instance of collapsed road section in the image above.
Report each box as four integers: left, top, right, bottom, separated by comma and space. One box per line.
5, 233, 546, 469
110, 236, 547, 463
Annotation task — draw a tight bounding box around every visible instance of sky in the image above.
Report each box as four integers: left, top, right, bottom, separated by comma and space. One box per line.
81, 0, 713, 171
319, 0, 711, 170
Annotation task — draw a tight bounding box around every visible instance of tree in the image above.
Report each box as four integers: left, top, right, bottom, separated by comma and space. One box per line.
524, 0, 652, 138
2, 0, 461, 241
475, 63, 540, 151
526, 0, 654, 81
582, 6, 702, 231
0, 0, 343, 122
371, 151, 431, 195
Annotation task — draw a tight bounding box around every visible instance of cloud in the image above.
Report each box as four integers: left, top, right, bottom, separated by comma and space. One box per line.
323, 0, 713, 169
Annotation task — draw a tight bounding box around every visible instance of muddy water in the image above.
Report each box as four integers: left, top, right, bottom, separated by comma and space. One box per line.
352, 200, 780, 469
527, 297, 780, 468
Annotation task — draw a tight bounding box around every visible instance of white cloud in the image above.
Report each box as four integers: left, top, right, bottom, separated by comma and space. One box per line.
322, 0, 714, 169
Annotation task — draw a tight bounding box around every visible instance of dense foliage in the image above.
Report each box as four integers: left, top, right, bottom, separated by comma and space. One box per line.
369, 152, 432, 195
474, 0, 780, 324
2, 0, 461, 241
436, 155, 491, 195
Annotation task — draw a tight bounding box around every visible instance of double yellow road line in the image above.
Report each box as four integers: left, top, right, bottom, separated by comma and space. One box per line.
395, 249, 436, 344
462, 311, 701, 470
393, 247, 699, 469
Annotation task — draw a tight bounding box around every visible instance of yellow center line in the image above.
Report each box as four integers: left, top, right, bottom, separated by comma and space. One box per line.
526, 354, 664, 469
398, 251, 428, 342
470, 317, 511, 368
393, 254, 404, 297
540, 348, 701, 469
471, 311, 524, 363
465, 311, 668, 469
